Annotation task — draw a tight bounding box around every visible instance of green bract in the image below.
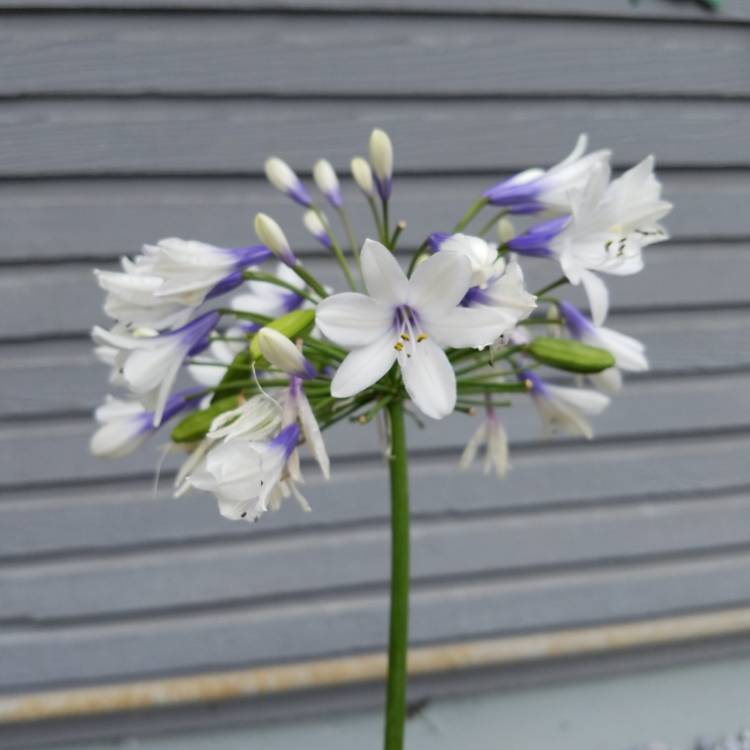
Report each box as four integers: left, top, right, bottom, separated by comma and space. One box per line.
526, 337, 615, 373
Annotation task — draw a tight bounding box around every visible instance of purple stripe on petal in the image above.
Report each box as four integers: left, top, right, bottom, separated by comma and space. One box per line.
281, 291, 305, 314
558, 301, 594, 338
507, 215, 570, 257
374, 175, 392, 201
461, 285, 493, 307
427, 232, 450, 253
483, 177, 543, 207
206, 270, 245, 300
172, 310, 221, 349
272, 423, 301, 458
161, 388, 202, 423
227, 244, 273, 268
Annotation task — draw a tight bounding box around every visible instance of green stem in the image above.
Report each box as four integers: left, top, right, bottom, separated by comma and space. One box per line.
534, 275, 568, 297
452, 196, 489, 233
290, 263, 329, 299
241, 271, 318, 303
384, 398, 410, 750
368, 197, 385, 240
382, 199, 391, 246
313, 206, 357, 291
477, 208, 508, 238
338, 207, 360, 259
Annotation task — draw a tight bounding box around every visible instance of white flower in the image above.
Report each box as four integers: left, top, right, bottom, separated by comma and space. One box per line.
257, 327, 317, 379
90, 391, 194, 458
264, 157, 311, 207
316, 239, 511, 420
523, 371, 610, 439
189, 424, 303, 522
283, 378, 330, 479
558, 301, 648, 393
92, 311, 220, 426
351, 156, 375, 198
313, 159, 342, 208
439, 233, 500, 287
483, 134, 611, 213
459, 407, 509, 478
254, 213, 297, 266
232, 262, 305, 321
207, 394, 282, 443
303, 209, 332, 249
368, 128, 393, 200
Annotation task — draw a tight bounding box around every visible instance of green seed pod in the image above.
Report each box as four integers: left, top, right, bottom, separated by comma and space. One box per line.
171, 396, 239, 444
526, 337, 615, 374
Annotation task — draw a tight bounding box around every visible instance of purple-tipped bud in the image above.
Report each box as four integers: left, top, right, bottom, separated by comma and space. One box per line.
506, 215, 570, 258
264, 157, 312, 207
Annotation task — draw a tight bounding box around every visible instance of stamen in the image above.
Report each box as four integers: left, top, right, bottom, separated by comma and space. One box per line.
394, 341, 404, 351
417, 333, 428, 343
400, 333, 410, 341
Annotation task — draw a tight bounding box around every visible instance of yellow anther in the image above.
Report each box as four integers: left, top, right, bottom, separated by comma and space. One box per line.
394, 341, 404, 351
400, 333, 410, 341
524, 378, 534, 390
416, 333, 428, 343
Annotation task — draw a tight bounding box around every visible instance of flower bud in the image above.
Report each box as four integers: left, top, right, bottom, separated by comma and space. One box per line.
526, 336, 615, 374
497, 216, 516, 245
368, 128, 393, 200
254, 213, 297, 266
303, 209, 332, 249
256, 327, 317, 379
351, 157, 375, 198
264, 157, 312, 207
313, 159, 342, 208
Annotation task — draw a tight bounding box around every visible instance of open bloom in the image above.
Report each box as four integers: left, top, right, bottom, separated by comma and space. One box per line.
558, 301, 648, 392
90, 391, 196, 458
459, 406, 509, 478
92, 311, 220, 426
317, 239, 512, 419
189, 423, 303, 522
483, 134, 610, 213
522, 370, 610, 439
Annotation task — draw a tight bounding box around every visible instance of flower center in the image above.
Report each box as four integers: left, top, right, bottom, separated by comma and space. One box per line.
393, 305, 428, 359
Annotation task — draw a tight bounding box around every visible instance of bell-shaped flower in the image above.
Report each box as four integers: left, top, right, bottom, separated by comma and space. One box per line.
264, 157, 312, 207
369, 129, 393, 200
188, 423, 302, 522
232, 262, 305, 326
254, 213, 297, 267
92, 311, 220, 426
483, 134, 611, 213
522, 370, 610, 439
558, 301, 648, 392
316, 239, 511, 420
303, 209, 332, 250
459, 406, 509, 478
90, 390, 196, 458
351, 156, 375, 198
313, 159, 342, 209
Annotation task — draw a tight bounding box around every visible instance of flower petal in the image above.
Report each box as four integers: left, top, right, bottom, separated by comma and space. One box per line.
401, 338, 456, 420
330, 331, 397, 398
423, 306, 509, 349
407, 251, 472, 317
360, 239, 408, 305
316, 292, 393, 348
578, 269, 609, 326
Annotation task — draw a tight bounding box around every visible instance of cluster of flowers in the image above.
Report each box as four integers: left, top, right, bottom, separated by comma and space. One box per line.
90, 129, 671, 523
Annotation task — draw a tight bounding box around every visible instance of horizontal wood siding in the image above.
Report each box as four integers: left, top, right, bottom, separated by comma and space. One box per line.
0, 2, 749, 745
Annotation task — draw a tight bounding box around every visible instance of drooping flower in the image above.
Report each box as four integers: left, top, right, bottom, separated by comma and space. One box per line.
483, 134, 611, 213
351, 156, 375, 198
90, 390, 197, 458
459, 406, 509, 478
303, 209, 333, 250
254, 213, 297, 267
264, 157, 312, 207
188, 423, 303, 522
521, 370, 610, 439
558, 300, 648, 392
94, 239, 270, 330
92, 311, 220, 426
317, 239, 512, 419
508, 157, 672, 324
313, 159, 342, 209
369, 129, 393, 201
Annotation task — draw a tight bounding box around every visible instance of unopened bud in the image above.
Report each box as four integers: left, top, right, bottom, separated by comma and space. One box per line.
303, 210, 332, 249
497, 216, 516, 245
368, 128, 393, 200
264, 157, 311, 207
254, 213, 296, 266
256, 327, 316, 379
351, 157, 375, 198
313, 159, 342, 209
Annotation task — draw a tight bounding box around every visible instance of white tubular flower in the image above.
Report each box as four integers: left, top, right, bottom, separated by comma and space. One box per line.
189, 424, 302, 522
316, 239, 511, 420
257, 327, 317, 379
264, 157, 312, 207
522, 370, 610, 440
368, 128, 393, 200
351, 156, 375, 198
303, 209, 332, 249
254, 213, 297, 267
232, 262, 305, 322
92, 311, 220, 426
90, 391, 195, 458
558, 300, 648, 393
313, 159, 342, 208
483, 134, 611, 213
459, 407, 509, 479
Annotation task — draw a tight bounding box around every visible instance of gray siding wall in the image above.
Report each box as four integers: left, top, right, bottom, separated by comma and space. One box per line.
1, 0, 749, 736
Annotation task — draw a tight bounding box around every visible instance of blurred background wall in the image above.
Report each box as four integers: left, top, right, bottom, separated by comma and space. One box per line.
0, 0, 749, 746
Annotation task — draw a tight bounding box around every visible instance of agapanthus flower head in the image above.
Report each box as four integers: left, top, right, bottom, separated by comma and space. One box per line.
264, 156, 312, 207
313, 159, 342, 209
369, 128, 393, 200
483, 134, 611, 213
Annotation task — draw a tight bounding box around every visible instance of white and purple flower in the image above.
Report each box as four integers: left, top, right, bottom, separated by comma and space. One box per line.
264, 157, 312, 207
313, 159, 343, 209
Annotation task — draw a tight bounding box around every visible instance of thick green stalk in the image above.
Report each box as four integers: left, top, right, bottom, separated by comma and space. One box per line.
384, 399, 410, 750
